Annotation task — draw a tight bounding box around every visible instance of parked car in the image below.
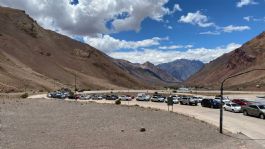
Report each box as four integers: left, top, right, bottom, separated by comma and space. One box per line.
106, 95, 118, 100
119, 95, 132, 101
151, 95, 165, 102
223, 103, 241, 113
136, 93, 150, 101
193, 96, 203, 103
201, 98, 221, 108
79, 94, 91, 100
214, 96, 230, 104
68, 94, 80, 100
179, 96, 198, 106
91, 95, 103, 100
165, 95, 179, 104
231, 99, 250, 106
242, 103, 265, 119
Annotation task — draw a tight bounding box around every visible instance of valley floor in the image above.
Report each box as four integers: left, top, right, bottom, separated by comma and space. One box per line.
0, 98, 262, 149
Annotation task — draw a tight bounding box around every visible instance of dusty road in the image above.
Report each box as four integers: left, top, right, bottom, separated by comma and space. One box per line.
1, 98, 262, 149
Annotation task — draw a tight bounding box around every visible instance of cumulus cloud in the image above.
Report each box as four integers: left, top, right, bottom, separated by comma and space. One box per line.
109, 43, 241, 64
178, 11, 215, 28
222, 25, 250, 32
83, 34, 168, 53
0, 0, 178, 35
237, 0, 258, 7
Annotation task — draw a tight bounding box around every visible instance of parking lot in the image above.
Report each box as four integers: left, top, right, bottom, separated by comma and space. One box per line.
29, 90, 265, 147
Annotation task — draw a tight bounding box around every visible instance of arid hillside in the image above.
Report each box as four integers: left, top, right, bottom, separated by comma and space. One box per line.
0, 7, 153, 92
187, 31, 265, 90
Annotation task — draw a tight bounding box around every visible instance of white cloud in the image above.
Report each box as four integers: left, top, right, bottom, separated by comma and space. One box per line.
243, 16, 253, 21
109, 43, 241, 64
83, 35, 168, 53
172, 4, 182, 12
199, 31, 221, 35
243, 16, 265, 22
178, 11, 215, 28
159, 44, 193, 50
0, 0, 177, 35
167, 26, 173, 29
237, 0, 258, 7
222, 25, 250, 33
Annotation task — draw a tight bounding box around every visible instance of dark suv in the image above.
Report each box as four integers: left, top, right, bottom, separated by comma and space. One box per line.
201, 98, 221, 109
106, 95, 118, 100
242, 104, 265, 119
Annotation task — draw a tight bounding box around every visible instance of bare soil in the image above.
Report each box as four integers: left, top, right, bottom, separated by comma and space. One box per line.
0, 98, 262, 149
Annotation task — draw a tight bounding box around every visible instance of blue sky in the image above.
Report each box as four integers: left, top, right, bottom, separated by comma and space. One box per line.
0, 0, 264, 64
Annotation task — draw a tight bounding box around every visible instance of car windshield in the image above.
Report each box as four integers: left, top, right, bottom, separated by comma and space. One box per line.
258, 105, 265, 109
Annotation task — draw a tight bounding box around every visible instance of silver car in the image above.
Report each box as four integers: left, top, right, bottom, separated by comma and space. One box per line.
151, 95, 165, 102
223, 103, 241, 113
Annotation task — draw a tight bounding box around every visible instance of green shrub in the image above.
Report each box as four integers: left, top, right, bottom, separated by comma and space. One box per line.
115, 99, 121, 105
20, 93, 28, 98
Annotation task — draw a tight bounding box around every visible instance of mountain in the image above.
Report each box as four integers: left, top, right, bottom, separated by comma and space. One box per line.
157, 59, 204, 81
0, 6, 152, 92
114, 60, 180, 86
187, 31, 265, 90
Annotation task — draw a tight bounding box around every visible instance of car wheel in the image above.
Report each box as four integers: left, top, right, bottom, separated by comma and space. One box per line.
232, 109, 235, 113
224, 107, 227, 111
180, 102, 183, 105
243, 110, 248, 116
211, 105, 214, 109
260, 114, 265, 119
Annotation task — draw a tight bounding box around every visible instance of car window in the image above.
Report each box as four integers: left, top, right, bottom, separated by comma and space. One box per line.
231, 104, 238, 107
249, 105, 258, 109
226, 104, 230, 106
258, 105, 265, 109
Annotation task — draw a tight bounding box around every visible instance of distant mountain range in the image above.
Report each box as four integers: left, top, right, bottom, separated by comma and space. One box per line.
114, 60, 180, 86
187, 31, 265, 90
157, 59, 204, 81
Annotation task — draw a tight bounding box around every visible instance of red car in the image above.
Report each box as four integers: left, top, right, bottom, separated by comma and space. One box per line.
231, 99, 250, 106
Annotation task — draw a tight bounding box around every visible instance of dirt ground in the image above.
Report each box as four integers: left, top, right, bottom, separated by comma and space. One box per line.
0, 98, 262, 149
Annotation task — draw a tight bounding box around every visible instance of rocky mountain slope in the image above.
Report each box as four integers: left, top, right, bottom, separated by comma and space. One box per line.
187, 31, 265, 90
157, 59, 204, 81
0, 6, 152, 92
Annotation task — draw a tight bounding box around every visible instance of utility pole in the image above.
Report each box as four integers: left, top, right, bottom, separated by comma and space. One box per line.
74, 72, 77, 93
219, 68, 265, 134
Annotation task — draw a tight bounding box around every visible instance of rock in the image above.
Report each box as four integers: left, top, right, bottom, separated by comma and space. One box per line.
140, 127, 146, 132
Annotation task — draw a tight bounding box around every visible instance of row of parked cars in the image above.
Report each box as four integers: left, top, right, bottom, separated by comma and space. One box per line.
47, 90, 265, 119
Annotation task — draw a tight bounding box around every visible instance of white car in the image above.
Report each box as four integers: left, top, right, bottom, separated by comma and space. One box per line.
136, 94, 150, 101
214, 96, 230, 104
193, 96, 203, 103
151, 95, 165, 102
119, 95, 132, 101
165, 95, 179, 104
224, 103, 241, 113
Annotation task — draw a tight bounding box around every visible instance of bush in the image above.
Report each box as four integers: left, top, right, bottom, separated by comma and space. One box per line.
20, 93, 29, 98
115, 99, 121, 105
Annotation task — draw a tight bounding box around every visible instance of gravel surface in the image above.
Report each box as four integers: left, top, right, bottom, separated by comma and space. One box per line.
0, 98, 262, 149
